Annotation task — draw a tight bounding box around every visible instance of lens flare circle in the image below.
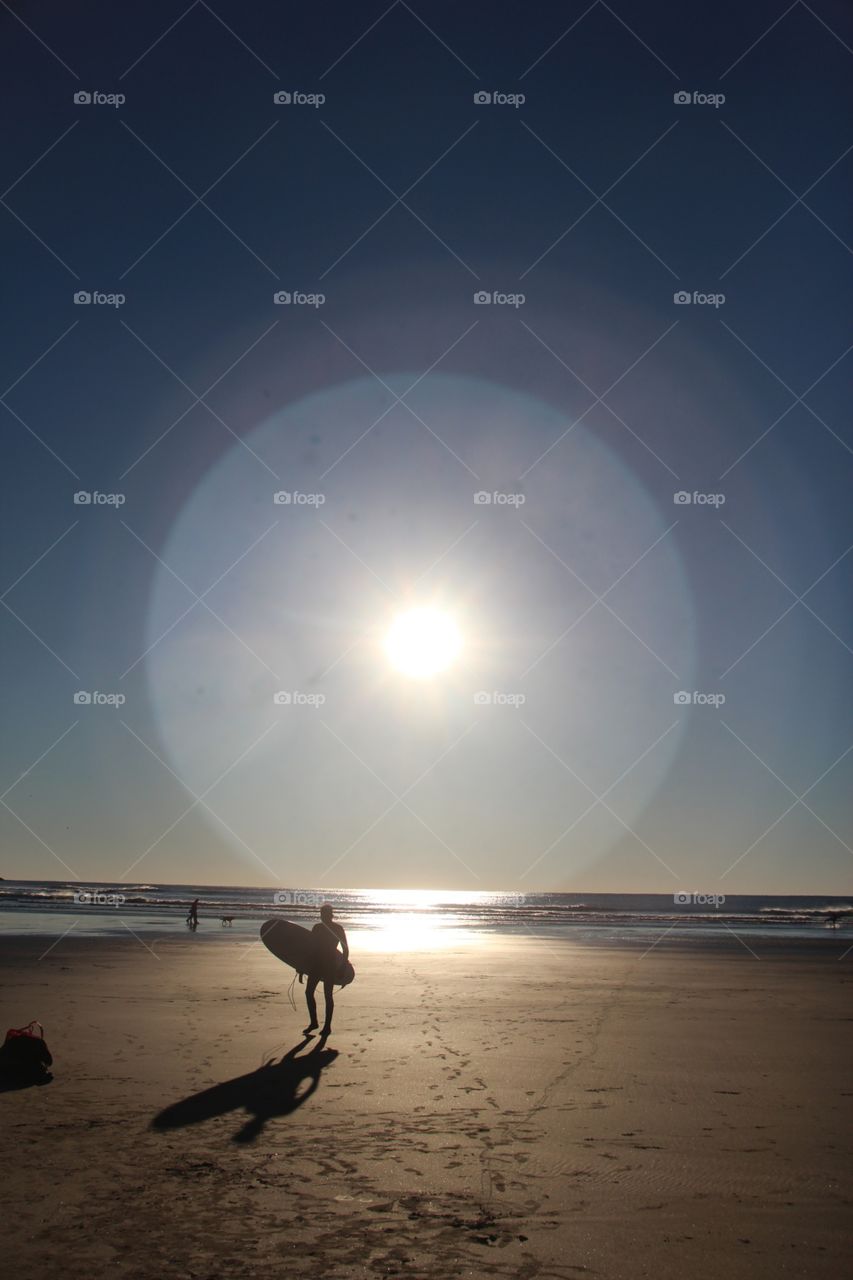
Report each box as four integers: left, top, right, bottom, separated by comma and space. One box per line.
144, 370, 696, 880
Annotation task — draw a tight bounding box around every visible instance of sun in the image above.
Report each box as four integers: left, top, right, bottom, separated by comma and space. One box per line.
383, 607, 463, 679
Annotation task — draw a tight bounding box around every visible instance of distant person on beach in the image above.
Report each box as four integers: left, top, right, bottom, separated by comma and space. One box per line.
299, 903, 348, 1036
187, 898, 199, 929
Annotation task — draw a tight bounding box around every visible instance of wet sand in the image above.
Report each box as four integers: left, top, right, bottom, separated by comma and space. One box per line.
1, 930, 851, 1278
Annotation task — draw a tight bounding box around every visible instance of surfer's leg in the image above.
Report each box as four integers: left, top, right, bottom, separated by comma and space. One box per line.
304, 976, 319, 1031
321, 980, 334, 1033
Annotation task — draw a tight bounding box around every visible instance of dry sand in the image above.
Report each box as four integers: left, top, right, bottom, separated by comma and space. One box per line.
1, 929, 850, 1279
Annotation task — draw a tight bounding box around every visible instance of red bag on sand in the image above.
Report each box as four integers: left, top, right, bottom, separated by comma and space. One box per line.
1, 1020, 53, 1079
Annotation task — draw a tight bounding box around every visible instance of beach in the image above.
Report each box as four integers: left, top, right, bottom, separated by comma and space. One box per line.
1, 930, 850, 1279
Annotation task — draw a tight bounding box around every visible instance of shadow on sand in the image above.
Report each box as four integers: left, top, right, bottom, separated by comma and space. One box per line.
0, 1071, 53, 1092
151, 1036, 338, 1143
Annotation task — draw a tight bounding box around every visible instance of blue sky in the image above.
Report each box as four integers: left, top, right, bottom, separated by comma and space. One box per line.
1, 0, 851, 893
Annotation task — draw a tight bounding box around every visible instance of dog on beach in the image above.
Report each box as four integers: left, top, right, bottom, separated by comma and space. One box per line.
220, 916, 234, 926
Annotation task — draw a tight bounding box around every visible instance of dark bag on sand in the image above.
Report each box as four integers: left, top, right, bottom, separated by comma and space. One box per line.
0, 1021, 53, 1079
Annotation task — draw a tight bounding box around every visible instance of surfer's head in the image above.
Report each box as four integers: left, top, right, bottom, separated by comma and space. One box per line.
320, 903, 334, 922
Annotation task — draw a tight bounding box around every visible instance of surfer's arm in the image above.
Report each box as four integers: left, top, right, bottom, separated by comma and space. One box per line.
339, 926, 349, 961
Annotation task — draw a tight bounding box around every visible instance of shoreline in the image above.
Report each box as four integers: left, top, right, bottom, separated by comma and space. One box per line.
1, 915, 851, 955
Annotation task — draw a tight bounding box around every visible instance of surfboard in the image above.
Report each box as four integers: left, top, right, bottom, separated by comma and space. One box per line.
260, 918, 355, 987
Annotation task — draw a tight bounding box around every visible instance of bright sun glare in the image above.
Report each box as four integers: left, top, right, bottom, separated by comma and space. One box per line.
384, 607, 462, 679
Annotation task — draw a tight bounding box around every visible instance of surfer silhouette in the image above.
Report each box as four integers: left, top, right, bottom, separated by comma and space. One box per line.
300, 903, 348, 1036
187, 898, 199, 929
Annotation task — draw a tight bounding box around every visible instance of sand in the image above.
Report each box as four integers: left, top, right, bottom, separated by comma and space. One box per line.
1, 929, 850, 1279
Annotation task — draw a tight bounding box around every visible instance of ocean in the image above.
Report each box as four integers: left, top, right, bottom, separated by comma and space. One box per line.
0, 880, 850, 941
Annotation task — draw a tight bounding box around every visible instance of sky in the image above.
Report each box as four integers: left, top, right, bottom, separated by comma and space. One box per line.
1, 0, 851, 895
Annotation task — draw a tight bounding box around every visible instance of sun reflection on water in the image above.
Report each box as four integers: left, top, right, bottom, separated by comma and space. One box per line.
350, 889, 486, 951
